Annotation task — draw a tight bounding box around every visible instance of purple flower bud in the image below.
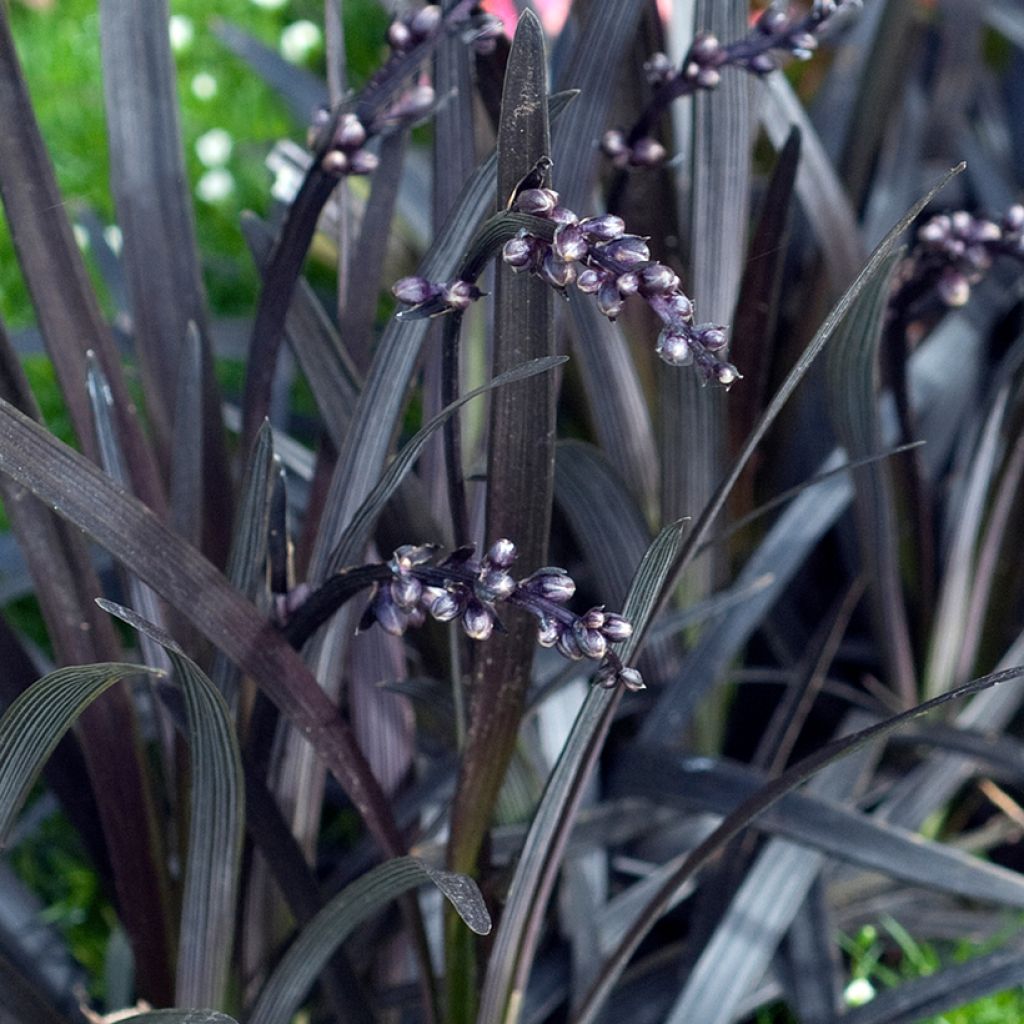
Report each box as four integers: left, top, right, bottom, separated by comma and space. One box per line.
430, 589, 463, 622
600, 129, 628, 160
964, 245, 992, 273
937, 268, 970, 307
657, 328, 693, 366
476, 568, 516, 603
644, 52, 676, 85
393, 276, 437, 305
390, 574, 422, 611
601, 614, 633, 642
1004, 205, 1024, 232
597, 280, 625, 319
640, 263, 680, 294
486, 538, 517, 568
693, 323, 728, 352
619, 666, 645, 691
972, 220, 1001, 244
391, 543, 437, 572
556, 629, 584, 661
630, 137, 667, 167
388, 20, 413, 50
616, 272, 640, 296
573, 621, 607, 660
321, 150, 349, 175
757, 8, 788, 33
374, 591, 408, 636
602, 235, 651, 265
690, 32, 721, 63
541, 252, 576, 290
951, 211, 972, 236
537, 616, 560, 648
463, 601, 494, 640
522, 568, 576, 602
334, 113, 367, 150
714, 361, 740, 386
410, 4, 442, 38
696, 67, 722, 88
666, 293, 694, 321
576, 268, 606, 294
918, 217, 949, 246
550, 206, 579, 225
553, 222, 588, 262
749, 53, 777, 74
790, 32, 818, 54
348, 150, 380, 175
579, 607, 606, 630
514, 188, 558, 216
580, 215, 626, 241
503, 235, 535, 269
443, 280, 478, 310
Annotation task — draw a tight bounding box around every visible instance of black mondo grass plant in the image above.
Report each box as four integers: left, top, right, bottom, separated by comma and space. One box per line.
5, 1, 1024, 1023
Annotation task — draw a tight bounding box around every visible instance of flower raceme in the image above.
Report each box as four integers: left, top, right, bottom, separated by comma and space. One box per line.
359, 541, 643, 691
392, 188, 740, 385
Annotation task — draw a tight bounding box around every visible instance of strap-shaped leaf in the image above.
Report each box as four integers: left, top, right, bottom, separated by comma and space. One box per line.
476, 522, 688, 1024
121, 1012, 239, 1024
248, 856, 489, 1024
98, 602, 244, 1010
0, 663, 159, 847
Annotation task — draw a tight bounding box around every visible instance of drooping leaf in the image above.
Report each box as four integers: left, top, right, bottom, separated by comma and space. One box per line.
248, 857, 489, 1024
0, 663, 160, 847
99, 602, 244, 1009
121, 1012, 240, 1024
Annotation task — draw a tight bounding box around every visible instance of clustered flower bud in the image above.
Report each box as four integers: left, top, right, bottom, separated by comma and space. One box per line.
391, 276, 484, 317
601, 1, 861, 169
387, 3, 502, 56
358, 540, 643, 690
912, 207, 1024, 308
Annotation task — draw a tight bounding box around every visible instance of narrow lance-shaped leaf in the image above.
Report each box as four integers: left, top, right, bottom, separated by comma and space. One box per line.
476, 522, 688, 1024
0, 663, 161, 847
571, 664, 1024, 1024
249, 856, 490, 1024
120, 1012, 240, 1024
98, 602, 244, 1010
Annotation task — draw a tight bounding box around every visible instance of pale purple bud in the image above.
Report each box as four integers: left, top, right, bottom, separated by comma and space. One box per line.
334, 113, 367, 150
374, 591, 407, 636
391, 543, 436, 571
523, 568, 576, 602
554, 222, 588, 261
580, 214, 625, 241
556, 629, 584, 661
630, 137, 667, 167
576, 268, 605, 294
476, 568, 516, 603
690, 32, 721, 64
937, 268, 970, 307
514, 188, 558, 215
972, 220, 1001, 243
602, 235, 651, 265
579, 607, 606, 630
696, 67, 722, 88
657, 328, 693, 366
1004, 205, 1024, 232
537, 616, 560, 648
541, 252, 576, 289
573, 621, 607, 660
619, 666, 645, 691
715, 362, 740, 386
964, 245, 992, 273
918, 218, 948, 246
443, 280, 476, 310
790, 32, 818, 53
601, 613, 633, 642
410, 4, 442, 38
644, 52, 675, 85
550, 206, 579, 225
391, 574, 422, 611
616, 272, 640, 296
393, 276, 436, 305
757, 8, 788, 33
348, 150, 380, 175
749, 53, 777, 74
597, 280, 624, 319
420, 585, 446, 609
694, 324, 728, 352
503, 236, 534, 269
667, 293, 694, 321
463, 601, 494, 640
388, 20, 413, 50
486, 538, 517, 568
430, 590, 463, 622
640, 263, 680, 294
600, 129, 628, 160
321, 150, 349, 175
407, 606, 426, 628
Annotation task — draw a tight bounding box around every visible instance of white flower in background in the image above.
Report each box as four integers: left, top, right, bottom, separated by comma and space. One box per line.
250, 0, 289, 8
72, 224, 90, 251
843, 977, 876, 1007
280, 20, 321, 64
196, 168, 235, 204
195, 128, 233, 168
191, 72, 218, 101
103, 224, 123, 255
168, 15, 194, 53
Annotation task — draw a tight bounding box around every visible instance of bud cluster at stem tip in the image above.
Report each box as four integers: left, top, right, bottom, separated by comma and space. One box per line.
359, 540, 643, 691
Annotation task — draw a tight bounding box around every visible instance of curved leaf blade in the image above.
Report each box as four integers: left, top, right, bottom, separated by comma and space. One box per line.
0, 663, 159, 848
249, 856, 489, 1024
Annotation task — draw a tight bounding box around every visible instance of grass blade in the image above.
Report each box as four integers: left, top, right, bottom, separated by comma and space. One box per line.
248, 857, 489, 1024
122, 1013, 239, 1024
98, 603, 244, 1009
